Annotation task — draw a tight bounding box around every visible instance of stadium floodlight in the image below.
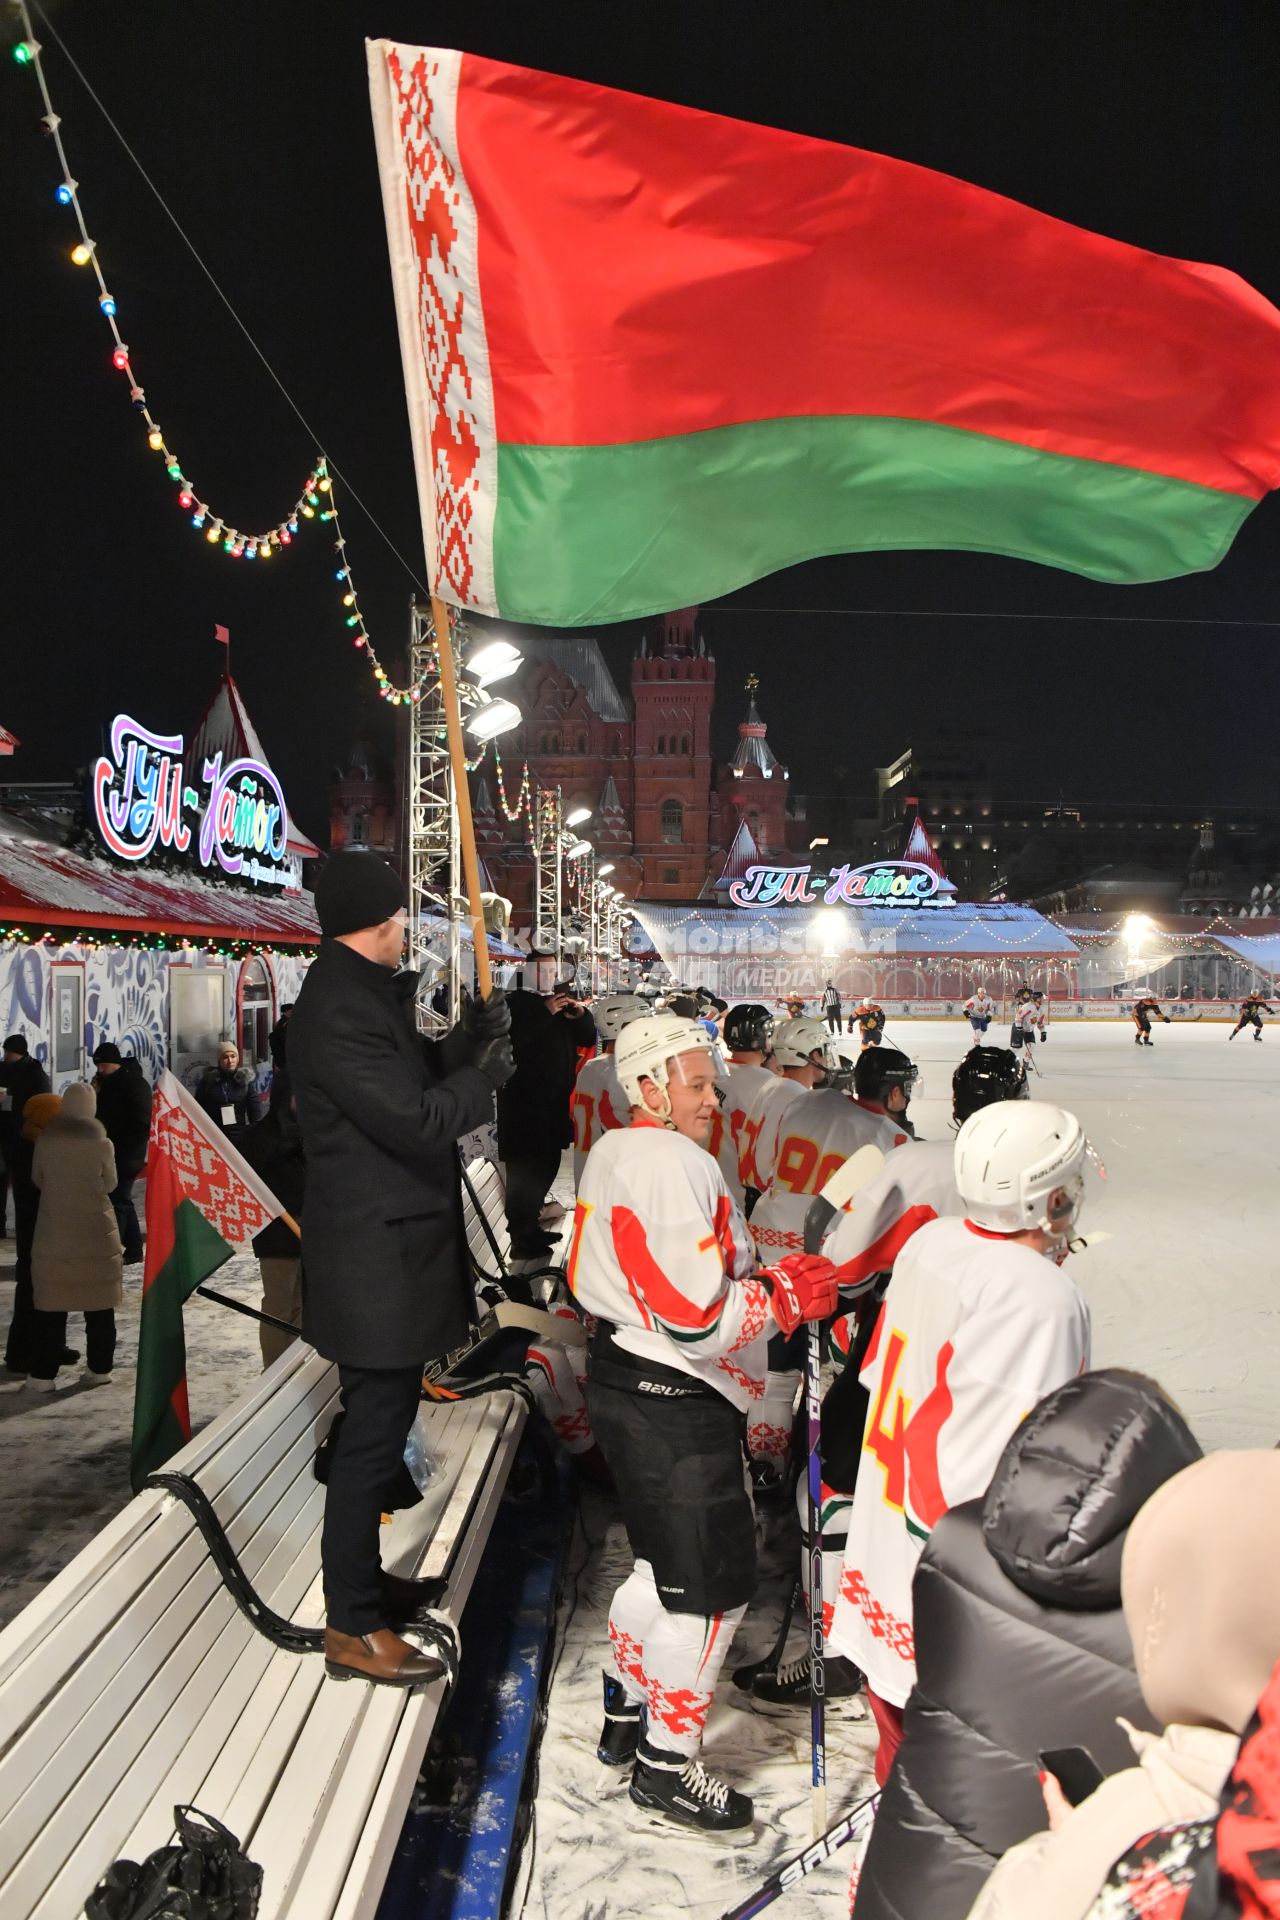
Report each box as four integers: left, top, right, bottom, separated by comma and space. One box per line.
466, 637, 523, 687
465, 695, 522, 741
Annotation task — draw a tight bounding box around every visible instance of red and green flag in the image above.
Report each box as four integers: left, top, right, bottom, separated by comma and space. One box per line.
367, 43, 1280, 625
131, 1071, 287, 1491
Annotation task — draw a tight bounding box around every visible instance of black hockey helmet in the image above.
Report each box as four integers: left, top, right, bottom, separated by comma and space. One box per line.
952, 1045, 1028, 1124
853, 1046, 918, 1104
723, 1002, 775, 1053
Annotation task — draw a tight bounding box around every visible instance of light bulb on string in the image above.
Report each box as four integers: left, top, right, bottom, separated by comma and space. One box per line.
56, 178, 77, 204
70, 240, 95, 266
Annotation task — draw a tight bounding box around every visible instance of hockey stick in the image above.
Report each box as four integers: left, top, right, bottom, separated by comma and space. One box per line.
733, 1576, 801, 1691
719, 1790, 881, 1920
801, 1143, 886, 1839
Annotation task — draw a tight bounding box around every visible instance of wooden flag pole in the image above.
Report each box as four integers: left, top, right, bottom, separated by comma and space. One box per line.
430, 594, 494, 1000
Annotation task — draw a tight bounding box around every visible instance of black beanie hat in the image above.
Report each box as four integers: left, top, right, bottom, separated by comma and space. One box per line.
3, 1034, 28, 1056
92, 1042, 123, 1065
315, 851, 407, 938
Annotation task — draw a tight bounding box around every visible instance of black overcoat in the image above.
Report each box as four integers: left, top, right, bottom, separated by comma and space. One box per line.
94, 1059, 153, 1180
287, 939, 494, 1369
852, 1370, 1202, 1920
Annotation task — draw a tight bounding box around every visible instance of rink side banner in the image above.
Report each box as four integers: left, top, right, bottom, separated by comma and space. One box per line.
727, 860, 957, 909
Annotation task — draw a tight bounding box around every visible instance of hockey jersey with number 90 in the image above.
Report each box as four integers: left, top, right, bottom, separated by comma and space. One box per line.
568, 1118, 772, 1411
830, 1214, 1091, 1706
749, 1089, 906, 1257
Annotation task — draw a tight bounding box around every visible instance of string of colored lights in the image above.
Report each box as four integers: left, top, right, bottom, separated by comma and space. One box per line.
12, 10, 437, 710
491, 744, 532, 824
12, 19, 329, 557
3, 924, 316, 960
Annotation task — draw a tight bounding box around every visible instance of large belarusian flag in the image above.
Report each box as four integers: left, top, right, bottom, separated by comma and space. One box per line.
366, 43, 1280, 625
130, 1072, 287, 1491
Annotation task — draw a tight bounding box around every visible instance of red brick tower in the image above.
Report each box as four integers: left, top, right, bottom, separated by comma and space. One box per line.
630, 607, 715, 897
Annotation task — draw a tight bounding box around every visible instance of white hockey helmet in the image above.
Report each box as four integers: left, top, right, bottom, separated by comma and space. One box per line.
593, 994, 650, 1046
954, 1100, 1088, 1236
613, 1013, 721, 1116
771, 1015, 840, 1071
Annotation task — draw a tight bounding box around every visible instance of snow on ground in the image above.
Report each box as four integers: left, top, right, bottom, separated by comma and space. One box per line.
0, 1226, 264, 1628
523, 1018, 1279, 1917
0, 1021, 1273, 1904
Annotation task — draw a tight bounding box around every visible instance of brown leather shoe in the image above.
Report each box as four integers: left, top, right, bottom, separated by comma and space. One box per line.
380, 1571, 445, 1625
324, 1627, 445, 1690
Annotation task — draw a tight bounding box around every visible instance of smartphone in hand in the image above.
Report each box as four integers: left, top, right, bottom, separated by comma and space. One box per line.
1038, 1746, 1104, 1807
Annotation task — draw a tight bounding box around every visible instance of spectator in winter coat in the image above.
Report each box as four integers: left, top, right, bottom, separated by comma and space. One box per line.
92, 1043, 152, 1265
288, 850, 514, 1689
853, 1370, 1202, 1920
195, 1042, 261, 1146
269, 1003, 295, 1071
1, 1035, 52, 1374
1085, 1657, 1280, 1920
238, 1071, 307, 1368
29, 1082, 122, 1388
966, 1449, 1280, 1920
497, 959, 596, 1259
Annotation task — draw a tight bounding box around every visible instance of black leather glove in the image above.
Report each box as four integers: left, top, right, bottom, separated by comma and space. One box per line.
473, 1035, 516, 1089
462, 988, 511, 1042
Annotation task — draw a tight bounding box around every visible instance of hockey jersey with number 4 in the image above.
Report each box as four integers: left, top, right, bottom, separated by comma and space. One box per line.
830, 1214, 1091, 1706
568, 1117, 772, 1411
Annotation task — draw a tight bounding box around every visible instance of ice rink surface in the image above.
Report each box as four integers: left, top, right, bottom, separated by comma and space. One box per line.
522, 1017, 1278, 1920
899, 1017, 1279, 1453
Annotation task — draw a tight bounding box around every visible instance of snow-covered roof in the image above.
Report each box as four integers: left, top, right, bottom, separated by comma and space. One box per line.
187, 673, 321, 860
708, 818, 763, 891
0, 818, 319, 945
902, 815, 948, 880
635, 901, 1077, 959
517, 635, 629, 722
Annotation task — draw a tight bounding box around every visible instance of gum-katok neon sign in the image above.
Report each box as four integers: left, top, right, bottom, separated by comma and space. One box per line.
727, 860, 957, 909
92, 713, 291, 887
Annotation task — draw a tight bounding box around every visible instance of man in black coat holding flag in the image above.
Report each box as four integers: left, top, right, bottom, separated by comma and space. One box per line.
288, 852, 514, 1689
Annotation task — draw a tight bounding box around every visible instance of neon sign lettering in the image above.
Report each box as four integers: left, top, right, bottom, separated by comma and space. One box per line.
727, 860, 956, 910
92, 713, 292, 888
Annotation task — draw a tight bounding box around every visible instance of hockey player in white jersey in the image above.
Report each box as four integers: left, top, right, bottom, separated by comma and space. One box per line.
736, 1015, 836, 1205
711, 1002, 778, 1207
569, 1013, 839, 1836
570, 994, 650, 1188
962, 987, 996, 1043
829, 1100, 1095, 1787
734, 1015, 845, 1470
750, 1046, 1027, 1709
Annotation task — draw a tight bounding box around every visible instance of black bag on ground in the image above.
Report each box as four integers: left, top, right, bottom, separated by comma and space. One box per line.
85, 1805, 262, 1919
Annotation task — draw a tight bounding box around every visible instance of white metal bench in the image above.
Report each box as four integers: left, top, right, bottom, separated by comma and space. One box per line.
460, 1155, 567, 1305
0, 1338, 525, 1920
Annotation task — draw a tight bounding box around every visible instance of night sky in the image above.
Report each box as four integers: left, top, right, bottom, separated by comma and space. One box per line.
3, 2, 1278, 845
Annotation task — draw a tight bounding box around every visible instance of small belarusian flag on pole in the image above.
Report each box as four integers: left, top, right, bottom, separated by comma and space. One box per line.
366, 44, 1280, 624
214, 623, 230, 646
130, 1071, 290, 1491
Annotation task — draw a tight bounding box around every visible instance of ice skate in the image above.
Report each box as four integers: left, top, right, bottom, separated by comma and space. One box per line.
629, 1738, 754, 1838
597, 1672, 642, 1767
751, 1648, 866, 1713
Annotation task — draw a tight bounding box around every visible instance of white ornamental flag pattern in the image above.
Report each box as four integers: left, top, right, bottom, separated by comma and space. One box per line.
150, 1070, 283, 1247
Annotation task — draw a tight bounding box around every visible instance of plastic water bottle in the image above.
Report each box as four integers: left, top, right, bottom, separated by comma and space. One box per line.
403, 1414, 438, 1493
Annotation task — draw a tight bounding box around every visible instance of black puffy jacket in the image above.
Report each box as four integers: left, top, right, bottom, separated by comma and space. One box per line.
853, 1369, 1202, 1920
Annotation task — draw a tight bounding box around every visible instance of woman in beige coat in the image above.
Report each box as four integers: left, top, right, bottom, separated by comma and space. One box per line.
964, 1449, 1280, 1920
30, 1080, 123, 1389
